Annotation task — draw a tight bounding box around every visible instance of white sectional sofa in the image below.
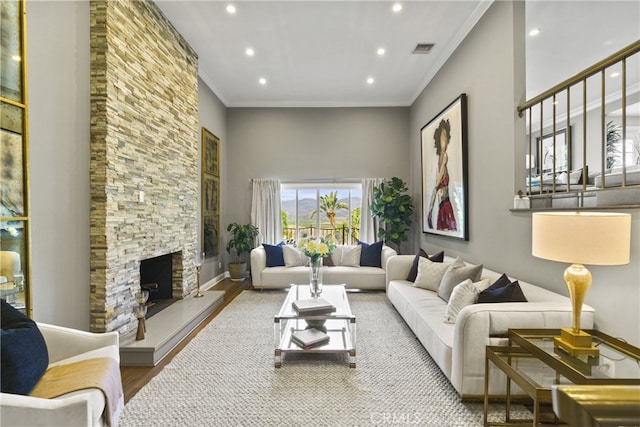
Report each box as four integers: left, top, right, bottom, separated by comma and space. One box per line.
386, 254, 595, 399
251, 245, 397, 289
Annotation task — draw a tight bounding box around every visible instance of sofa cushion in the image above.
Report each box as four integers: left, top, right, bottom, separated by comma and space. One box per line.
477, 279, 528, 303
1, 299, 49, 395
358, 241, 383, 267
283, 245, 308, 267
406, 250, 444, 282
413, 257, 451, 291
332, 245, 361, 267
263, 242, 285, 267
444, 279, 480, 323
438, 258, 483, 302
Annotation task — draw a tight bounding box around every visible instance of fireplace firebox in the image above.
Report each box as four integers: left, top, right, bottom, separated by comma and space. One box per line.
140, 253, 177, 318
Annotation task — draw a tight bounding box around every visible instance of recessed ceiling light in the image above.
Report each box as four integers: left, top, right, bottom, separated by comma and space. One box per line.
246, 48, 254, 57
259, 77, 267, 85
610, 72, 620, 78
528, 28, 541, 37
392, 3, 402, 13
366, 77, 375, 85
226, 4, 236, 14
377, 48, 385, 56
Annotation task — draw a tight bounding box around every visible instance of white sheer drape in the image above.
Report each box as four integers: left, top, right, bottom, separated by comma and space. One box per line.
360, 178, 385, 244
251, 179, 282, 245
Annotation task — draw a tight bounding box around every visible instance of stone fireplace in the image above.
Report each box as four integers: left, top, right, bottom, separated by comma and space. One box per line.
89, 0, 200, 335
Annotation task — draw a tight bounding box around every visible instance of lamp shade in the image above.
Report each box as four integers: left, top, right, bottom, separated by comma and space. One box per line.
532, 212, 631, 266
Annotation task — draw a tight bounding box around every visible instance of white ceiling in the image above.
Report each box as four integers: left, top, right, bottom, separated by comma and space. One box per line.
155, 0, 492, 107
155, 1, 640, 108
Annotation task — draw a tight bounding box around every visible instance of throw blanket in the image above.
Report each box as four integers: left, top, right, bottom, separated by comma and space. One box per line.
30, 357, 123, 427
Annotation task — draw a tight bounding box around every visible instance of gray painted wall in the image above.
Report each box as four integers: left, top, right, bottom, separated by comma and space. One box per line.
410, 1, 640, 345
198, 78, 227, 283
27, 1, 91, 328
224, 107, 410, 263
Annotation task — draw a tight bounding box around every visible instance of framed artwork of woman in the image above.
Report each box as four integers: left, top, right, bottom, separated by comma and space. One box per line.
421, 94, 469, 241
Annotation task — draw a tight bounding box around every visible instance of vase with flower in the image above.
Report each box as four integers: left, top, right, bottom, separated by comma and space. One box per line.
297, 234, 336, 297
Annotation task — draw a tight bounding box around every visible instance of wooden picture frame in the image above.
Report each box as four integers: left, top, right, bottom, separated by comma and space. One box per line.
201, 127, 220, 257
202, 127, 219, 176
421, 94, 469, 241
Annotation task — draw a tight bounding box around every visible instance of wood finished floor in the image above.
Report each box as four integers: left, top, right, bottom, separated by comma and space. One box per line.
120, 278, 254, 403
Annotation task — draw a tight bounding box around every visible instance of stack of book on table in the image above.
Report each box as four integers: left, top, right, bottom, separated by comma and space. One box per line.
291, 327, 330, 349
292, 297, 336, 315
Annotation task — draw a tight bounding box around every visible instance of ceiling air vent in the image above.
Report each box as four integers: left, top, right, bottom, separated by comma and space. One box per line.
412, 43, 435, 54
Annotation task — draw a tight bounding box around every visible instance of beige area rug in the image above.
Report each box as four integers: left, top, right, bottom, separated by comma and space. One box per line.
120, 290, 529, 426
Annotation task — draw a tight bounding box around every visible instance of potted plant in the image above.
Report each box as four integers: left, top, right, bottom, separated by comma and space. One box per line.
370, 177, 414, 254
226, 222, 259, 281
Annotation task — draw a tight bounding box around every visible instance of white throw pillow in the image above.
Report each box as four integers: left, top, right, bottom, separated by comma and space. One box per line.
444, 279, 480, 323
413, 257, 450, 291
332, 245, 361, 267
282, 245, 308, 267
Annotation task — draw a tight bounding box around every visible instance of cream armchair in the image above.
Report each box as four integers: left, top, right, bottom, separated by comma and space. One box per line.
0, 323, 124, 427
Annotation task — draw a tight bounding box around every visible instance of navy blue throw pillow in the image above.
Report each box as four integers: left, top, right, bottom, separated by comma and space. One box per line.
406, 250, 444, 282
358, 241, 383, 267
477, 279, 528, 303
263, 242, 285, 267
1, 299, 49, 395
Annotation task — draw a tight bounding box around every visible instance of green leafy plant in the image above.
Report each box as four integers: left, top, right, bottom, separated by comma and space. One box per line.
606, 121, 622, 170
226, 223, 259, 263
370, 177, 414, 253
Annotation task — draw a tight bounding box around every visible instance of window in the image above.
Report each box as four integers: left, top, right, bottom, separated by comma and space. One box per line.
281, 183, 362, 245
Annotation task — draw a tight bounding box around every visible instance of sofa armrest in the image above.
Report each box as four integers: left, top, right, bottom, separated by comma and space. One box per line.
37, 323, 119, 364
250, 246, 267, 287
385, 255, 413, 288
0, 391, 97, 427
451, 302, 595, 396
380, 246, 397, 271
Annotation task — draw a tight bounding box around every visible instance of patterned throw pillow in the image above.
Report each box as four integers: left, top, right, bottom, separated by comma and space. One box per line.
406, 250, 444, 282
282, 245, 308, 267
332, 245, 362, 267
444, 279, 480, 323
413, 257, 451, 291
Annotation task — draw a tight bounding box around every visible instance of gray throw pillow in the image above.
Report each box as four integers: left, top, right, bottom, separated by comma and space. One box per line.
437, 257, 483, 302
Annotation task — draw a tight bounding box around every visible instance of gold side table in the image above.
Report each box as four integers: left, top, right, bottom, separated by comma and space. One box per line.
484, 329, 640, 427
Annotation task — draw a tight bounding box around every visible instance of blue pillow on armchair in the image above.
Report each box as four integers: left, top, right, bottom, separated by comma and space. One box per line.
263, 242, 285, 267
1, 299, 49, 395
358, 241, 383, 267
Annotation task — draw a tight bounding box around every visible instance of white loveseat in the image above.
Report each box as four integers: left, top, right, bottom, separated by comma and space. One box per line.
0, 323, 124, 427
386, 255, 595, 399
251, 245, 397, 289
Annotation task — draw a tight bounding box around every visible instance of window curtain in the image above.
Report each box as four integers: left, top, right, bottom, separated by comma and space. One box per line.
360, 178, 385, 244
251, 179, 282, 245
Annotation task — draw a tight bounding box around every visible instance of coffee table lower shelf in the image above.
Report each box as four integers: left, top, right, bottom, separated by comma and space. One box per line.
274, 318, 356, 368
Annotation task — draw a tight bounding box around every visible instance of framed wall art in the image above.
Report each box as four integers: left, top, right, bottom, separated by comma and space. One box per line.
536, 127, 570, 174
201, 128, 220, 257
421, 94, 469, 241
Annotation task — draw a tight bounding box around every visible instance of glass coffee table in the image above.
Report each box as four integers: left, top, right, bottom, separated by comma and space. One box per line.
274, 284, 356, 368
484, 328, 640, 426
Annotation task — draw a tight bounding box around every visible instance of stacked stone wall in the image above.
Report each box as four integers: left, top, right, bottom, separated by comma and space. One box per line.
90, 0, 199, 334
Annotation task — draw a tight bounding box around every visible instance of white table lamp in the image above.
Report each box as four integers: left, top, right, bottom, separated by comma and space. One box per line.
532, 212, 631, 357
